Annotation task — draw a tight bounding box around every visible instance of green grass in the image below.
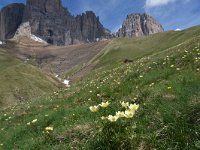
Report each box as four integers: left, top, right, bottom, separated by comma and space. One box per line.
0, 27, 200, 149
95, 25, 200, 68
0, 47, 59, 107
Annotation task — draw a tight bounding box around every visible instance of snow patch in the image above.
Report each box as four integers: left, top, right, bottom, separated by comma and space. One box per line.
13, 22, 47, 44
63, 80, 70, 87
30, 34, 47, 44
175, 28, 182, 31
55, 75, 70, 87
0, 41, 5, 45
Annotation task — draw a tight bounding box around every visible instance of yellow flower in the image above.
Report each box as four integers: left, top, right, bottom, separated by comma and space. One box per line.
149, 83, 155, 87
167, 86, 172, 90
120, 101, 129, 108
27, 122, 31, 126
45, 127, 54, 131
89, 106, 99, 112
107, 115, 119, 122
99, 101, 110, 108
115, 111, 125, 118
32, 119, 37, 123
170, 65, 174, 68
125, 109, 135, 118
0, 144, 3, 146
101, 116, 106, 120
129, 104, 139, 111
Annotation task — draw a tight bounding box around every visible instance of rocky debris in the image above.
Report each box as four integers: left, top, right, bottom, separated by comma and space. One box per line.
117, 13, 164, 38
0, 0, 111, 45
0, 3, 25, 40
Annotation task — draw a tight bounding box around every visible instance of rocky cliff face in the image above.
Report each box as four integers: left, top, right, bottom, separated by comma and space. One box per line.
0, 3, 25, 40
117, 13, 164, 38
0, 0, 111, 45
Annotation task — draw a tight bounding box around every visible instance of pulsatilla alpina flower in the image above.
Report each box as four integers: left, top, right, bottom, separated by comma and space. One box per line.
45, 127, 54, 131
129, 104, 139, 111
115, 111, 125, 118
89, 105, 99, 112
101, 116, 106, 120
32, 119, 37, 123
120, 101, 129, 108
107, 115, 119, 122
125, 109, 135, 118
99, 101, 110, 108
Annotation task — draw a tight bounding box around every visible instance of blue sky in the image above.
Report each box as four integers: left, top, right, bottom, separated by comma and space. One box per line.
1, 0, 200, 32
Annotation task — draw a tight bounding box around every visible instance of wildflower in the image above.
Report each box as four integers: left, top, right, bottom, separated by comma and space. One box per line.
32, 119, 37, 123
149, 83, 155, 87
116, 111, 125, 118
176, 68, 180, 71
170, 65, 174, 68
197, 68, 200, 71
101, 116, 106, 120
120, 101, 129, 108
125, 110, 135, 118
107, 115, 118, 122
45, 127, 54, 131
89, 106, 99, 112
27, 122, 31, 126
129, 104, 139, 111
167, 86, 172, 90
97, 94, 101, 97
139, 75, 143, 78
99, 101, 110, 108
0, 144, 3, 146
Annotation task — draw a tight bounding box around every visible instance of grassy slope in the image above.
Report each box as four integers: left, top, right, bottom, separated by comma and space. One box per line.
0, 47, 59, 107
95, 25, 200, 68
0, 27, 200, 149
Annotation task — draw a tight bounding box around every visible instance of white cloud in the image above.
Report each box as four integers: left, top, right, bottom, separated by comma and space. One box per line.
145, 0, 190, 8
145, 0, 176, 8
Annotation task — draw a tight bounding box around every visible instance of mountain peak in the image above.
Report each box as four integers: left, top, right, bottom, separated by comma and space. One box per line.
0, 0, 111, 45
117, 13, 164, 38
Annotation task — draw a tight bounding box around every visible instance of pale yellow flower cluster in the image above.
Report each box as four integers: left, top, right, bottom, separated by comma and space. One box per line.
44, 126, 54, 134
45, 127, 53, 131
105, 102, 139, 122
89, 101, 110, 112
89, 100, 139, 122
27, 119, 38, 125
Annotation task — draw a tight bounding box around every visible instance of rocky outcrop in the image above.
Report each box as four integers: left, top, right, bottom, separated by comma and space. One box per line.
117, 13, 164, 38
0, 3, 25, 40
0, 0, 111, 45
